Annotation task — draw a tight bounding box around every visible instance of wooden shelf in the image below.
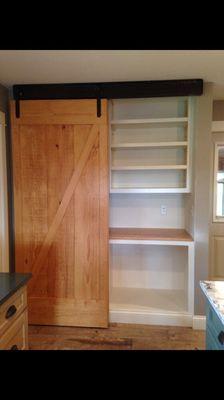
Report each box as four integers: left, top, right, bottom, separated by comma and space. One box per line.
111, 117, 188, 125
111, 141, 188, 149
111, 165, 187, 171
109, 227, 193, 243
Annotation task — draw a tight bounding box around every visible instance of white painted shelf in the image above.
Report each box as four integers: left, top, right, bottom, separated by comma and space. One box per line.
110, 287, 188, 314
111, 141, 188, 149
111, 117, 188, 125
111, 165, 187, 171
109, 287, 193, 326
110, 188, 189, 194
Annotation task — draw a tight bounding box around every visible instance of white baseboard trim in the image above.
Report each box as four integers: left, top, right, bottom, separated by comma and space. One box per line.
192, 315, 206, 330
109, 309, 193, 327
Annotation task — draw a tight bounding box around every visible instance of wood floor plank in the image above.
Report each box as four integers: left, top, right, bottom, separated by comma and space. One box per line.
28, 323, 205, 350
28, 335, 132, 350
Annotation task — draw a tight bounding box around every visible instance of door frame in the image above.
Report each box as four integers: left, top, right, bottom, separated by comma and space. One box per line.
0, 111, 9, 272
213, 141, 224, 223
210, 125, 224, 279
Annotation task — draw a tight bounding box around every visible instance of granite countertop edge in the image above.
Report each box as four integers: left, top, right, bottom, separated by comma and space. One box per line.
0, 273, 32, 306
200, 280, 224, 326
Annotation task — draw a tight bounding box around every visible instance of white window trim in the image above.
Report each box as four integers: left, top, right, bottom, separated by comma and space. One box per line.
0, 111, 9, 272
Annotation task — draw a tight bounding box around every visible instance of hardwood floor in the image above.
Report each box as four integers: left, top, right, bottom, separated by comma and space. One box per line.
28, 323, 205, 350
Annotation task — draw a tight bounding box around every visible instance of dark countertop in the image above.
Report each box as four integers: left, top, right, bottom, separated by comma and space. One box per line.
0, 273, 32, 306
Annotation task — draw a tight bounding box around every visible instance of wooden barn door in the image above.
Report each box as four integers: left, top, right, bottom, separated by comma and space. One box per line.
10, 99, 109, 327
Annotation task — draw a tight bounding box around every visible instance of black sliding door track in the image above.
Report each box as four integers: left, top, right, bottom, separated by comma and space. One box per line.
13, 79, 203, 118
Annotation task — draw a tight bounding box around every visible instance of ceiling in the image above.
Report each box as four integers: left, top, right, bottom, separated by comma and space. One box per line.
1, 50, 224, 99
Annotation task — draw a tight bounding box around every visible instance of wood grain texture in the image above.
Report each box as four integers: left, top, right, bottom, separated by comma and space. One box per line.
0, 286, 27, 337
28, 323, 205, 350
11, 100, 109, 328
109, 228, 193, 242
29, 124, 99, 292
10, 100, 108, 125
0, 310, 28, 350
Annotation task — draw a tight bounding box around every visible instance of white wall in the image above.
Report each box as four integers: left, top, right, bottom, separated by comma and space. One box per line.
193, 83, 213, 314
110, 193, 186, 229
110, 244, 188, 291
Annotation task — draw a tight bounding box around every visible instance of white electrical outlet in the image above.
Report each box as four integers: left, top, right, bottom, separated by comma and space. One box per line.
161, 205, 167, 215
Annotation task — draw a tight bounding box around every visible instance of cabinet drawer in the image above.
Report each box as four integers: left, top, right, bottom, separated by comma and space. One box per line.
0, 310, 28, 350
0, 286, 27, 336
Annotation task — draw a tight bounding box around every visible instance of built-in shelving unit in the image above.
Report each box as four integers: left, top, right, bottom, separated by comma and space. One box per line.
109, 97, 194, 193
109, 96, 196, 328
109, 227, 194, 326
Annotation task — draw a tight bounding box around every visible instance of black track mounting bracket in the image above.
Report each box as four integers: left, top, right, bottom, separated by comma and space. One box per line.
13, 79, 204, 119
